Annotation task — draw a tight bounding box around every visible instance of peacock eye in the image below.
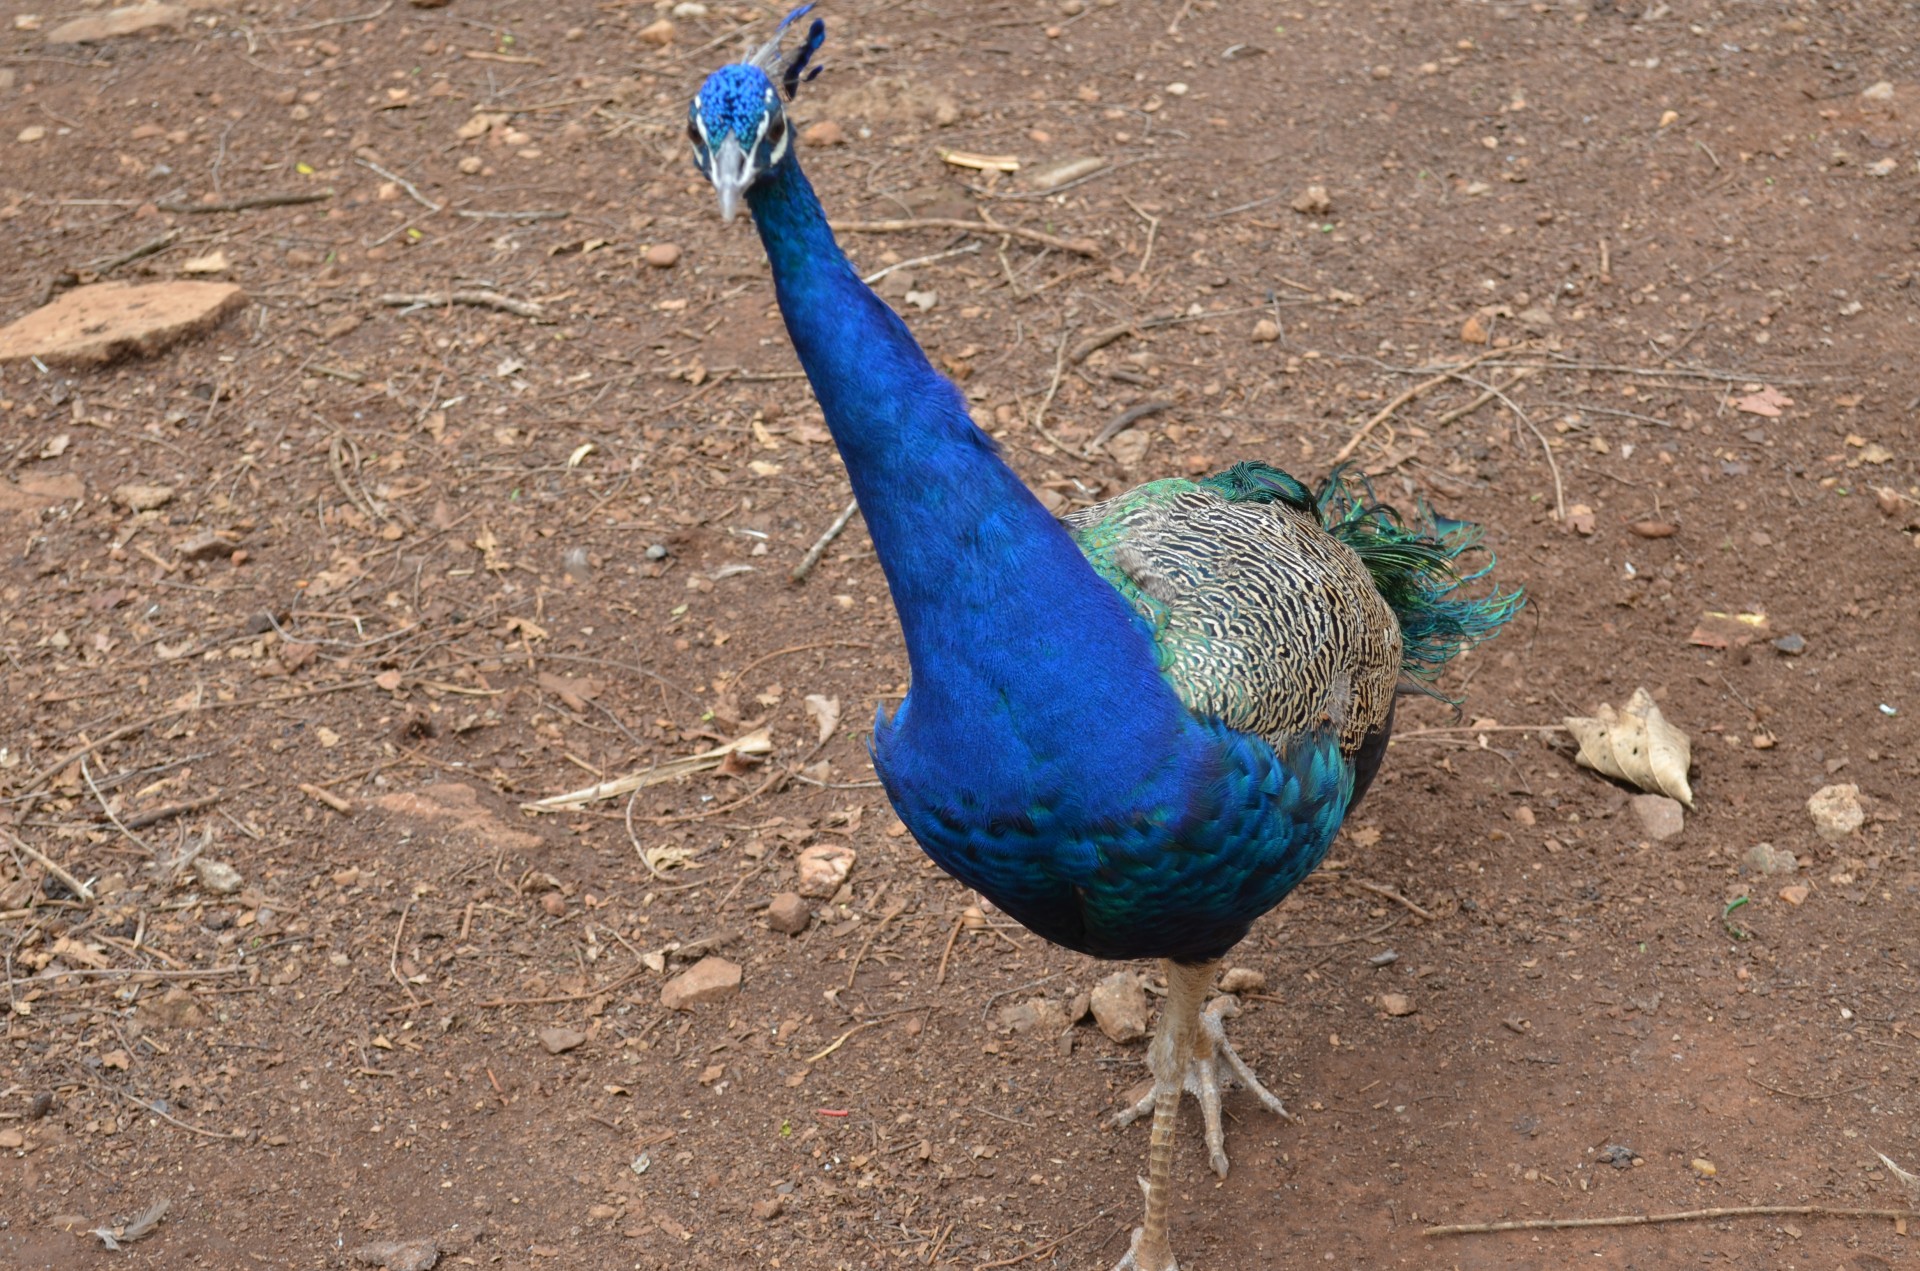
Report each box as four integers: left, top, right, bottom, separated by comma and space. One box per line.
765, 113, 787, 146
686, 119, 703, 147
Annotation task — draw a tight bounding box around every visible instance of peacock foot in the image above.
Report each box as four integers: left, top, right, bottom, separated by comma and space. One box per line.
1111, 1220, 1177, 1271
1110, 994, 1294, 1179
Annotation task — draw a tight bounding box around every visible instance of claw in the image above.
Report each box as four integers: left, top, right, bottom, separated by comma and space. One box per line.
1111, 993, 1293, 1179
1112, 1225, 1179, 1271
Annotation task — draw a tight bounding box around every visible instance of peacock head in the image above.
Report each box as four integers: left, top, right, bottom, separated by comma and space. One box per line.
689, 5, 826, 222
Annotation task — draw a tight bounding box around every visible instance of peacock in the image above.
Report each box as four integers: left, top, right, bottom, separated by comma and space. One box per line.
687, 10, 1521, 1269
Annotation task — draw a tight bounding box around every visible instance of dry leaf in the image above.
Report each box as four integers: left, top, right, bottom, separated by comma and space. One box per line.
803, 694, 841, 746
1732, 386, 1791, 417
1563, 687, 1694, 807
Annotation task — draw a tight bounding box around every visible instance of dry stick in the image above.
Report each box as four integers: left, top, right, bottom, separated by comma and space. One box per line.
379, 290, 544, 319
1086, 399, 1171, 456
81, 229, 182, 276
935, 912, 966, 987
1457, 370, 1566, 522
2, 828, 94, 903
1029, 329, 1076, 451
1425, 1205, 1918, 1238
791, 499, 860, 583
478, 968, 648, 1009
122, 793, 224, 830
1431, 367, 1536, 428
355, 156, 440, 212
834, 216, 1100, 257
1350, 879, 1433, 919
388, 901, 425, 1010
93, 1076, 243, 1140
1331, 347, 1511, 463
155, 190, 332, 214
80, 757, 154, 858
974, 1210, 1111, 1269
8, 965, 247, 992
846, 901, 908, 990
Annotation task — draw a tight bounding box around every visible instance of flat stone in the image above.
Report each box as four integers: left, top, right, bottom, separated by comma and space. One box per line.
1808, 783, 1864, 842
46, 3, 187, 44
192, 858, 243, 894
112, 482, 175, 512
1089, 971, 1148, 1043
1218, 967, 1266, 994
764, 892, 811, 935
795, 842, 855, 898
643, 242, 681, 268
176, 530, 238, 560
998, 998, 1069, 1036
1772, 633, 1807, 656
538, 1026, 587, 1055
1630, 793, 1685, 841
1291, 184, 1332, 215
1744, 842, 1799, 875
0, 281, 244, 367
1379, 992, 1416, 1017
348, 1238, 440, 1271
661, 955, 741, 1010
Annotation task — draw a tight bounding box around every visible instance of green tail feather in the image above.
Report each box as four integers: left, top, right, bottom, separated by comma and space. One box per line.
1200, 460, 1523, 682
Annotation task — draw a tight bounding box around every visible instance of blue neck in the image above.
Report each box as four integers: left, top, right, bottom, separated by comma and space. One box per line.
745, 155, 1190, 797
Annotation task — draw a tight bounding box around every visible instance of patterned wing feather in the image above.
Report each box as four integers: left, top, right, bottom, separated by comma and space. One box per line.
1065, 477, 1402, 755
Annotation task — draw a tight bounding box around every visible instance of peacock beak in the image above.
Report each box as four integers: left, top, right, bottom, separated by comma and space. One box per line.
709, 135, 752, 223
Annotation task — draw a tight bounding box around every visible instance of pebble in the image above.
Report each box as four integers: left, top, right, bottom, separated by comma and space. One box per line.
1807, 783, 1864, 842
1744, 842, 1799, 875
1379, 992, 1416, 1017
661, 955, 742, 1010
1779, 884, 1811, 906
751, 1196, 785, 1220
764, 892, 811, 935
795, 842, 855, 898
1690, 1158, 1717, 1178
644, 242, 682, 269
112, 482, 177, 512
1771, 633, 1806, 656
538, 1026, 587, 1055
1089, 971, 1148, 1043
17, 125, 46, 144
1250, 317, 1281, 344
1629, 793, 1685, 841
801, 120, 847, 147
176, 531, 236, 562
645, 543, 670, 561
1291, 184, 1332, 215
637, 18, 676, 45
1218, 966, 1266, 994
0, 1128, 23, 1149
193, 858, 243, 895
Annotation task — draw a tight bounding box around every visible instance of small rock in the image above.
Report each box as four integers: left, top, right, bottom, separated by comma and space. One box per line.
348, 1238, 440, 1271
1459, 313, 1489, 345
193, 858, 243, 894
1218, 967, 1265, 994
1807, 783, 1864, 842
180, 250, 229, 276
540, 892, 566, 918
1000, 998, 1070, 1036
538, 1026, 587, 1055
141, 985, 206, 1029
1744, 843, 1799, 875
764, 892, 811, 935
644, 242, 681, 269
637, 17, 675, 45
1250, 317, 1281, 344
1875, 486, 1905, 517
0, 281, 245, 367
17, 125, 46, 144
1690, 1158, 1717, 1178
1629, 793, 1685, 840
1600, 1144, 1636, 1169
176, 531, 236, 561
1089, 971, 1148, 1043
112, 483, 176, 512
751, 1196, 784, 1221
1291, 184, 1332, 215
1379, 992, 1416, 1017
46, 3, 187, 45
1629, 521, 1677, 539
1778, 884, 1811, 906
1066, 990, 1091, 1023
795, 842, 855, 898
801, 120, 847, 147
0, 1128, 23, 1149
1862, 80, 1896, 102
661, 955, 742, 1010
1771, 633, 1806, 656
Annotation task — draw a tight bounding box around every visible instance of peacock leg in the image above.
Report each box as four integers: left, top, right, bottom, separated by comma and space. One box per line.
1113, 970, 1294, 1180
1111, 958, 1214, 1271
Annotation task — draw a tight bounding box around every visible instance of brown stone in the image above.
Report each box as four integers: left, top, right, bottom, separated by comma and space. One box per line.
643, 242, 682, 269
765, 892, 811, 934
0, 281, 244, 367
1089, 971, 1148, 1043
1629, 794, 1685, 841
46, 4, 187, 45
538, 1026, 586, 1055
795, 842, 855, 898
661, 956, 741, 1010
1218, 966, 1266, 995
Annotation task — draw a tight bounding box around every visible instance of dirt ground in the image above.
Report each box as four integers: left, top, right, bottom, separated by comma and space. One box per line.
2, 0, 1918, 1268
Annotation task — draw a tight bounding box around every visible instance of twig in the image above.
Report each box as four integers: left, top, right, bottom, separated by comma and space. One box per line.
2, 828, 93, 903
1454, 371, 1566, 521
80, 758, 155, 857
834, 216, 1099, 257
454, 208, 571, 221
378, 290, 545, 319
477, 968, 648, 1009
791, 499, 860, 584
1432, 368, 1536, 428
860, 241, 982, 286
973, 1211, 1109, 1269
1331, 348, 1510, 463
154, 190, 333, 214
1746, 1074, 1865, 1101
121, 795, 224, 830
355, 157, 441, 212
1087, 400, 1171, 455
1029, 329, 1076, 451
1425, 1205, 1917, 1238
297, 782, 353, 815
389, 901, 424, 1009
847, 901, 908, 989
92, 1076, 243, 1140
80, 229, 181, 276
1349, 880, 1433, 920
807, 1019, 882, 1064
1121, 194, 1160, 279
935, 912, 965, 986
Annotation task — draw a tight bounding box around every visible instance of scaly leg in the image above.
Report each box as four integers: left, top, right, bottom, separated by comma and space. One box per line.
1114, 967, 1295, 1179
1111, 959, 1213, 1271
